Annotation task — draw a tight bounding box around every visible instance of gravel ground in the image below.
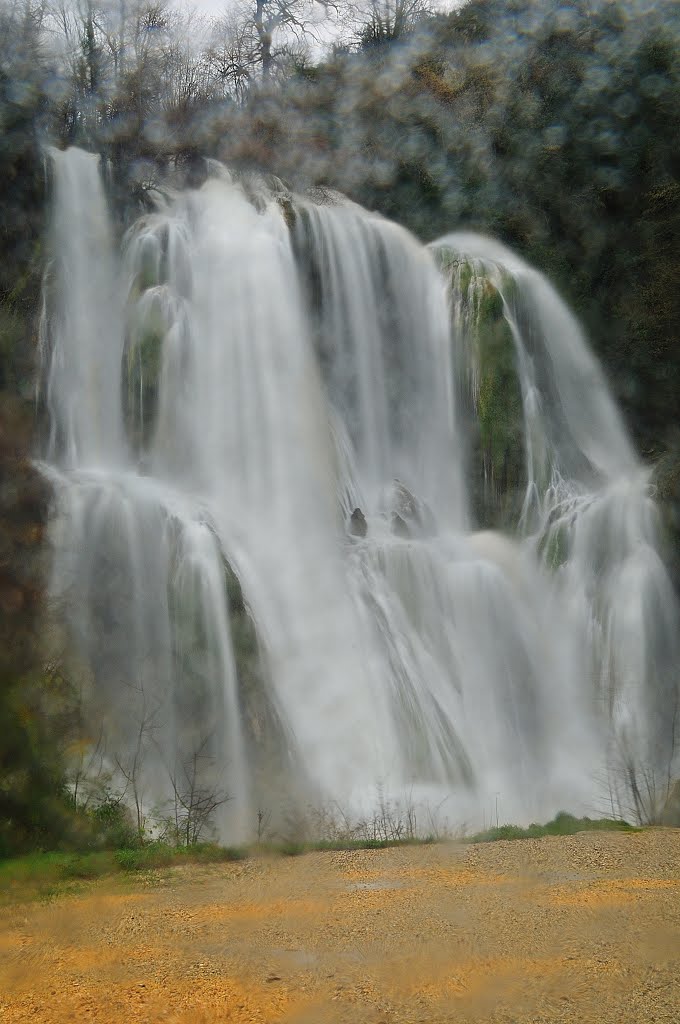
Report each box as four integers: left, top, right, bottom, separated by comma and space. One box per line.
1, 829, 679, 1023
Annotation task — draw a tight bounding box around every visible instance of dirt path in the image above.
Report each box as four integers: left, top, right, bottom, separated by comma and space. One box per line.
1, 830, 680, 1023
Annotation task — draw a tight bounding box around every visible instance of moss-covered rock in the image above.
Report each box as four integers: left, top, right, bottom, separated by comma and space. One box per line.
651, 442, 680, 592
443, 258, 526, 529
276, 194, 296, 231
537, 519, 570, 572
122, 298, 167, 453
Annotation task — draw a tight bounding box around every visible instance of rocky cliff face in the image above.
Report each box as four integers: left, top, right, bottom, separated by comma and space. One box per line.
0, 124, 63, 851
0, 394, 49, 676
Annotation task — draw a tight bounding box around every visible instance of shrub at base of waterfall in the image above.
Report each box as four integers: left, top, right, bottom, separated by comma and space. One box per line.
256, 789, 453, 852
0, 651, 94, 859
466, 812, 637, 844
87, 796, 144, 851
0, 700, 74, 859
152, 763, 232, 849
0, 843, 248, 905
256, 836, 436, 858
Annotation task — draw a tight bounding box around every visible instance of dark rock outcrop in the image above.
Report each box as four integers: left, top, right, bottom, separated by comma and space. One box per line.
390, 480, 436, 538
349, 507, 367, 538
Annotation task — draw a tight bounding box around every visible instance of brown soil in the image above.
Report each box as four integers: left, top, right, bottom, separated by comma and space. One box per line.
1, 829, 680, 1023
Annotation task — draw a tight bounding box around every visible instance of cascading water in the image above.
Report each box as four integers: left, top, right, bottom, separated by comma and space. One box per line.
291, 199, 465, 526
40, 147, 126, 467
435, 233, 680, 815
38, 147, 680, 840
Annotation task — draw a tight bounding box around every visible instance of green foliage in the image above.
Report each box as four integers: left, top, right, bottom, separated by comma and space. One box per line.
0, 670, 77, 859
114, 844, 176, 871
0, 842, 247, 903
123, 310, 165, 450
88, 798, 143, 851
275, 840, 306, 856
257, 835, 436, 856
538, 522, 570, 571
0, 850, 117, 904
475, 283, 521, 474
466, 811, 637, 844
452, 266, 526, 527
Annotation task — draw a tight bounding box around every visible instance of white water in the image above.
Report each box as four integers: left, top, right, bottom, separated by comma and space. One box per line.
434, 233, 680, 813
437, 233, 637, 506
40, 148, 126, 467
39, 149, 680, 839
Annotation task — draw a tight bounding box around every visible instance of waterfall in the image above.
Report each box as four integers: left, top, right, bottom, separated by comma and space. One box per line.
434, 233, 680, 811
292, 199, 465, 526
40, 147, 126, 467
38, 148, 680, 840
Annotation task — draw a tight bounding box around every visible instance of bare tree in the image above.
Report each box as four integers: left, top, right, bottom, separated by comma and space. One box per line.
602, 711, 679, 827
167, 732, 230, 846
112, 684, 161, 832
158, 10, 218, 137
208, 0, 333, 93
0, 0, 48, 68
353, 0, 433, 49
45, 0, 177, 140
205, 8, 261, 103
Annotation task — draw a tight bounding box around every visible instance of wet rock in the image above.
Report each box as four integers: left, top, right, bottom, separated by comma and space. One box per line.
304, 186, 347, 207
349, 507, 367, 538
391, 512, 411, 538
651, 444, 680, 593
390, 480, 436, 537
276, 195, 296, 231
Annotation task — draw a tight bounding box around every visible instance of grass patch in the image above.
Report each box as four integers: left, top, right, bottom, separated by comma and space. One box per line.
256, 836, 437, 856
6, 814, 636, 902
466, 811, 637, 844
0, 843, 247, 904
113, 842, 247, 872
0, 850, 118, 905
0, 835, 437, 903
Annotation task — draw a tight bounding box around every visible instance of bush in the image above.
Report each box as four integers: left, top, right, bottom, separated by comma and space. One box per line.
89, 798, 142, 850
466, 811, 636, 844
114, 844, 176, 871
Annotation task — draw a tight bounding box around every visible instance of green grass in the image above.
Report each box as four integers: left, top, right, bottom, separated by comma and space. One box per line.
256, 836, 437, 857
465, 811, 637, 844
0, 835, 438, 902
0, 843, 247, 904
0, 850, 117, 905
1, 814, 638, 904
